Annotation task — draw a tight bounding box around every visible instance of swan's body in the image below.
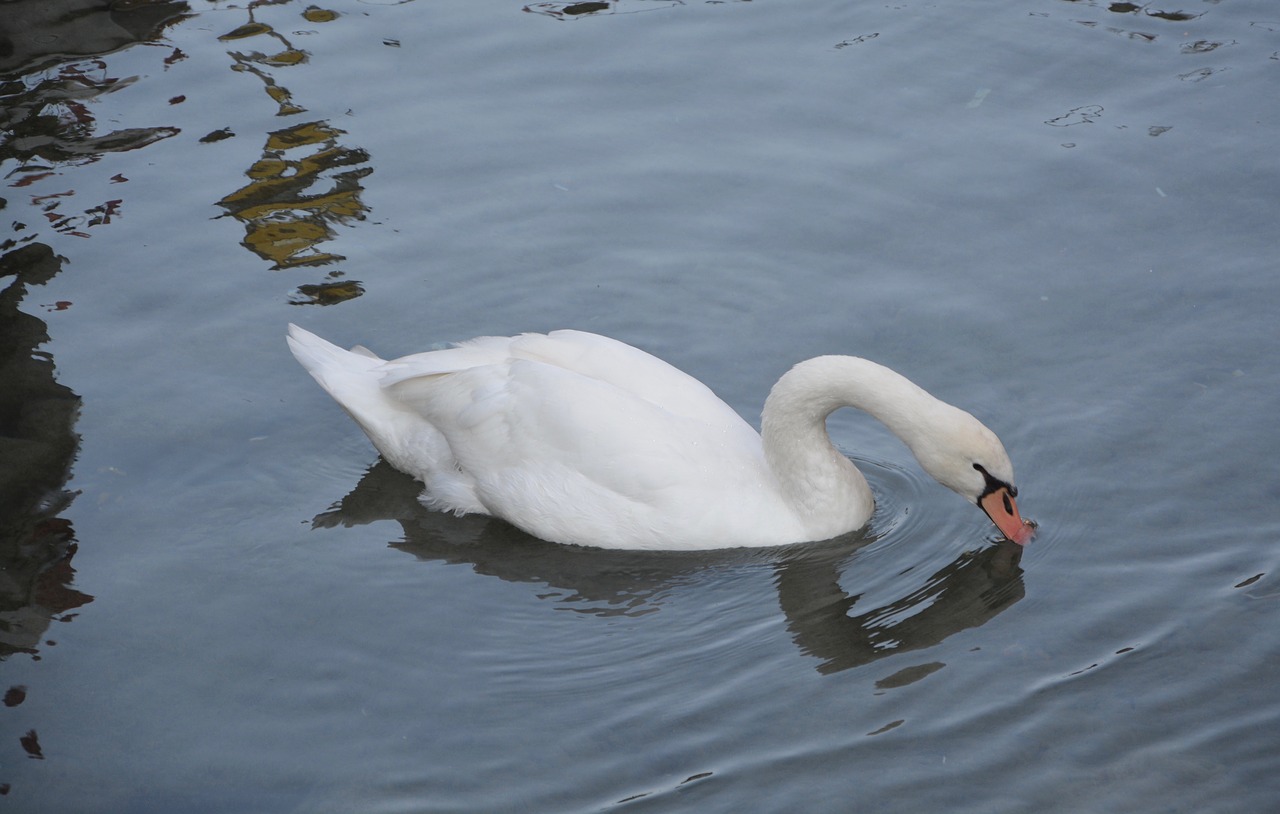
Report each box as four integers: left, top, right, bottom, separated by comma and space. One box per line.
287, 325, 1030, 550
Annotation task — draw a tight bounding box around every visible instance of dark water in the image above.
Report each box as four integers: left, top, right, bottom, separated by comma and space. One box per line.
2, 0, 1278, 811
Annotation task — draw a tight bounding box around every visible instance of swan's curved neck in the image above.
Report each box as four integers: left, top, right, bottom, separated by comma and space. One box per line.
760, 356, 949, 535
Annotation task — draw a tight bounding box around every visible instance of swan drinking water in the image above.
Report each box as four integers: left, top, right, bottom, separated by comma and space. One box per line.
287, 325, 1032, 550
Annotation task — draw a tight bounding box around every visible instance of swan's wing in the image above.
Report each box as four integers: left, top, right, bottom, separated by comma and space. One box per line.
387, 357, 761, 494
384, 356, 770, 546
379, 330, 749, 431
510, 331, 745, 427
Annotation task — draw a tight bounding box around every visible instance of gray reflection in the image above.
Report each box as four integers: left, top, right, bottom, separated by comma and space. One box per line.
313, 460, 1025, 671
0, 0, 191, 79
0, 244, 91, 659
0, 1, 189, 246
776, 536, 1024, 674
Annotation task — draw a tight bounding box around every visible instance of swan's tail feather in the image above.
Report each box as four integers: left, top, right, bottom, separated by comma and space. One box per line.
287, 323, 384, 385
287, 324, 488, 515
287, 323, 398, 445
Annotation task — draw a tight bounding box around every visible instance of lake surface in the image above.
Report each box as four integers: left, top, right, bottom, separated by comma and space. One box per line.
2, 0, 1278, 810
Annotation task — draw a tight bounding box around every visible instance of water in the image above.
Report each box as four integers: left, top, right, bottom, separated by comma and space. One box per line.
2, 0, 1278, 810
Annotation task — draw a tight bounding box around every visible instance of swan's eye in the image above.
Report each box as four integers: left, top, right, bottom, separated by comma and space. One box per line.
973, 463, 1017, 502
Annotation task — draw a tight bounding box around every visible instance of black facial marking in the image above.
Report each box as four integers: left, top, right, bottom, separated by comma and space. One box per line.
972, 462, 1017, 499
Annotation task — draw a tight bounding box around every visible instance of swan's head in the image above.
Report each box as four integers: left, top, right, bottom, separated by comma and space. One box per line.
913, 406, 1033, 545
765, 355, 1033, 544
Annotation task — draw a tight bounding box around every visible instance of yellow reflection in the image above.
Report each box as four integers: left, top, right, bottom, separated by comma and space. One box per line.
217, 120, 371, 270
302, 7, 340, 24
214, 5, 369, 300
216, 6, 324, 116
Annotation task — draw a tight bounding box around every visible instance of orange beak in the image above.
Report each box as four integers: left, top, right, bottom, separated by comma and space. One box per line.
979, 486, 1033, 545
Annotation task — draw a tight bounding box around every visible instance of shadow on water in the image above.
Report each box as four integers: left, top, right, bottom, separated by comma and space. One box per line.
313, 459, 1026, 674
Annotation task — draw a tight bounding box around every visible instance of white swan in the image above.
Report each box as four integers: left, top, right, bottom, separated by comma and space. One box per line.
287, 325, 1031, 550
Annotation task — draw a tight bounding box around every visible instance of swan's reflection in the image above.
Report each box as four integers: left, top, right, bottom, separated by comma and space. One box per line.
775, 534, 1024, 674
315, 460, 1025, 673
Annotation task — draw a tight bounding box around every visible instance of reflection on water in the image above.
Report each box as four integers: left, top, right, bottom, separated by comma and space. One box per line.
219, 10, 311, 118
0, 0, 192, 78
0, 1, 189, 249
1104, 2, 1199, 23
522, 1, 745, 20
213, 5, 372, 304
1063, 0, 1229, 45
0, 1, 372, 304
314, 460, 1025, 673
216, 120, 371, 275
0, 63, 179, 171
0, 243, 90, 799
314, 460, 696, 618
0, 244, 93, 658
525, 2, 616, 18
777, 536, 1024, 675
